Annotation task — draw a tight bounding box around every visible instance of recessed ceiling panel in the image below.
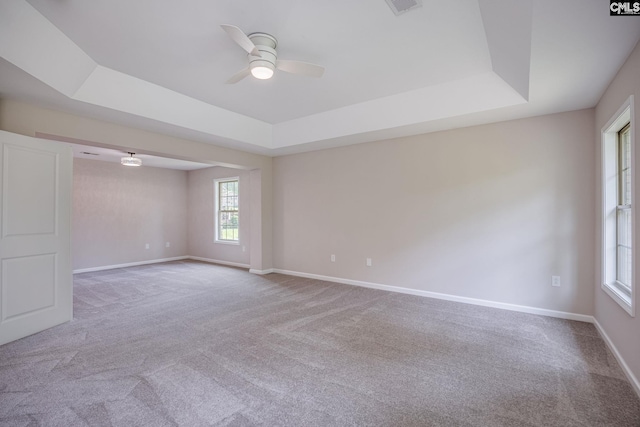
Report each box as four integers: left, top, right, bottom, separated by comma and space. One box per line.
25, 0, 493, 123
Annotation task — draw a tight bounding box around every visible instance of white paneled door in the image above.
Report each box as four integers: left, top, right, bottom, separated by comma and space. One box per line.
0, 130, 72, 346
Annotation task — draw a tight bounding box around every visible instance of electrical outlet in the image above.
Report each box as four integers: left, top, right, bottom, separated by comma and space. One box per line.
552, 276, 561, 287
242, 246, 246, 252
331, 254, 336, 262
165, 242, 170, 248
366, 258, 372, 267
145, 243, 150, 250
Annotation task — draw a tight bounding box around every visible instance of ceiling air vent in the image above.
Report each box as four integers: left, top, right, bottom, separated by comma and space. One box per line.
385, 0, 422, 16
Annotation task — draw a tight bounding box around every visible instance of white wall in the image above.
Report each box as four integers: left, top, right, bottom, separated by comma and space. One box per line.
594, 41, 640, 387
273, 109, 595, 315
187, 166, 251, 266
73, 158, 188, 270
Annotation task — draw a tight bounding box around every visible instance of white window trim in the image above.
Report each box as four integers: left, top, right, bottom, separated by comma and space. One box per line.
214, 177, 240, 245
601, 95, 635, 316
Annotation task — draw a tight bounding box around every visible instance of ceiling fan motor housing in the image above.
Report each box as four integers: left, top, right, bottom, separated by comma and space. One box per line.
248, 33, 278, 76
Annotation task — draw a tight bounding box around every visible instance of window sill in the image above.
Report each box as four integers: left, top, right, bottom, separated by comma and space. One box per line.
215, 240, 240, 246
602, 282, 635, 317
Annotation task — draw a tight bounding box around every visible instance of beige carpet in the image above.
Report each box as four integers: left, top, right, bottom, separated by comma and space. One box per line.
0, 260, 639, 426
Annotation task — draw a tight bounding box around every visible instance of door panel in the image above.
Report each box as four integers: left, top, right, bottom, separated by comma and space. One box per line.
3, 254, 57, 319
3, 145, 57, 237
0, 130, 72, 345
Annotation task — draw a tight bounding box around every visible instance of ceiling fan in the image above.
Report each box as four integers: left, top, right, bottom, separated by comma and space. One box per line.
221, 25, 325, 84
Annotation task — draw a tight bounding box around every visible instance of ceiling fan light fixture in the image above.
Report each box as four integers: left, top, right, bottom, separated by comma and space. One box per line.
121, 152, 142, 167
250, 64, 274, 79
249, 44, 277, 80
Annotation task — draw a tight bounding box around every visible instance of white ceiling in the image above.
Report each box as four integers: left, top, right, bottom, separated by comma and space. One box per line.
0, 0, 639, 156
68, 142, 213, 171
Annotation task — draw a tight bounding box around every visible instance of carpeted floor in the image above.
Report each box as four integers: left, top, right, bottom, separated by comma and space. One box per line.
0, 261, 639, 426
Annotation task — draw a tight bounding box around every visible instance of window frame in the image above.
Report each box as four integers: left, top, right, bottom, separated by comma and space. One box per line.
616, 123, 632, 295
214, 177, 240, 245
601, 95, 635, 316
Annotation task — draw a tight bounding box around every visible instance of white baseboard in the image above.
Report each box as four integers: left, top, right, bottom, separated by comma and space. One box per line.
593, 318, 640, 398
188, 256, 250, 269
271, 268, 594, 323
74, 260, 593, 324
74, 256, 250, 274
249, 268, 275, 275
73, 256, 190, 274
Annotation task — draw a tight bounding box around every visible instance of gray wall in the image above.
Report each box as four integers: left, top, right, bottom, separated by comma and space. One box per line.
72, 158, 188, 270
273, 109, 596, 315
594, 41, 640, 386
187, 166, 251, 266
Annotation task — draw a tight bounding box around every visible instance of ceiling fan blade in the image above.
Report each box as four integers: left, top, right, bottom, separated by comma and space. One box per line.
226, 67, 251, 84
276, 60, 325, 78
221, 24, 261, 57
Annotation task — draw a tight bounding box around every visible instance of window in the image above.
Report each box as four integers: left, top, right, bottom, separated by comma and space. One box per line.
215, 178, 239, 243
602, 96, 634, 316
617, 123, 632, 294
